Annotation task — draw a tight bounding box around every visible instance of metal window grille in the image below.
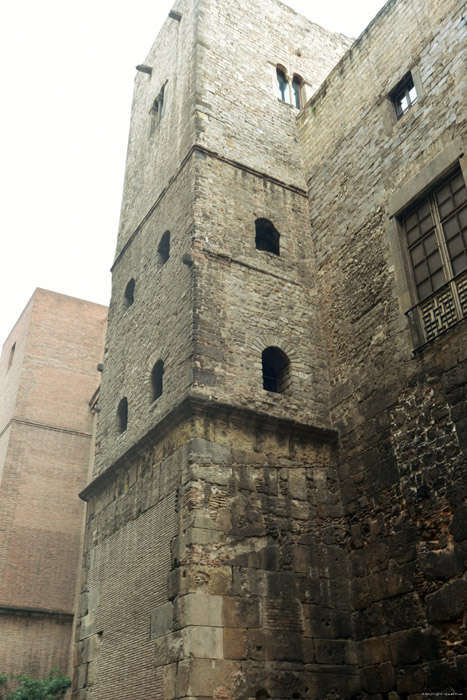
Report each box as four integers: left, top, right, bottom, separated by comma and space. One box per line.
404, 169, 467, 349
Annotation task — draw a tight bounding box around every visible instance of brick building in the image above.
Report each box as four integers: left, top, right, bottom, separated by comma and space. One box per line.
0, 289, 107, 679
72, 0, 466, 698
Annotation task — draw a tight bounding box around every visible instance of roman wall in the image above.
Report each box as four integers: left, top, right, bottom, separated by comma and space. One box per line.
299, 0, 467, 694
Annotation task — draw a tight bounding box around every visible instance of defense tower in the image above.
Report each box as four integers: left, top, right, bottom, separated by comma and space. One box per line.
74, 1, 354, 698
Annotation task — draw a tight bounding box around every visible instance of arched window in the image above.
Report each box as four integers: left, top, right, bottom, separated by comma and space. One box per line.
151, 360, 164, 401
124, 279, 135, 308
117, 397, 128, 433
255, 219, 280, 255
262, 347, 290, 393
292, 74, 304, 109
158, 231, 170, 266
276, 67, 288, 103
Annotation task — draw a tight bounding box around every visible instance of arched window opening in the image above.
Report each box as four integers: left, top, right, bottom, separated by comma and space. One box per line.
151, 360, 164, 401
262, 347, 290, 393
292, 74, 304, 109
276, 67, 288, 102
158, 231, 170, 266
124, 279, 135, 308
117, 397, 128, 434
255, 219, 280, 255
256, 691, 270, 700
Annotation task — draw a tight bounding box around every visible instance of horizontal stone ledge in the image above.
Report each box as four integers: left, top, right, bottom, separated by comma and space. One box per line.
0, 604, 74, 620
80, 393, 337, 501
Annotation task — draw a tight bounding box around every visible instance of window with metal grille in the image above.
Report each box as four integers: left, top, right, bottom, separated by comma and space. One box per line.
403, 169, 467, 346
392, 73, 417, 119
262, 347, 290, 393
403, 170, 467, 300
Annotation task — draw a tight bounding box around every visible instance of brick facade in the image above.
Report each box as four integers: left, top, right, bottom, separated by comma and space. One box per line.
0, 289, 107, 679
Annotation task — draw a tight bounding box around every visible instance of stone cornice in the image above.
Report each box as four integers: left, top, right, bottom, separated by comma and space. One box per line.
80, 394, 337, 501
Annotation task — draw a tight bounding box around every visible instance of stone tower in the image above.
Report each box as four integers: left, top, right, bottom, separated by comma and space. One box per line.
73, 1, 354, 698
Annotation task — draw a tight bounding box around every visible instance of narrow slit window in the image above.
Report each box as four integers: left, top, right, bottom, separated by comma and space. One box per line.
7, 342, 16, 371
124, 279, 135, 308
276, 68, 288, 103
149, 85, 165, 136
255, 218, 280, 255
158, 231, 170, 266
151, 360, 164, 401
117, 397, 128, 434
292, 74, 304, 109
262, 347, 290, 393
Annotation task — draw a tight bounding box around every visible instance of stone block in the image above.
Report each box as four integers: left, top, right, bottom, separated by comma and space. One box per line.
314, 639, 354, 665
151, 602, 174, 639
356, 635, 390, 667
153, 632, 183, 666
223, 627, 247, 659
449, 505, 467, 541
183, 626, 224, 659
396, 664, 425, 694
88, 586, 100, 613
222, 596, 260, 628
360, 662, 396, 694
163, 663, 177, 700
188, 438, 233, 465
426, 580, 467, 622
208, 567, 233, 595
86, 661, 98, 687
176, 593, 222, 627
389, 628, 439, 665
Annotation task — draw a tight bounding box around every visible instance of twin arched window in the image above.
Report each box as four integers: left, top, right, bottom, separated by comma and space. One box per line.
276, 67, 305, 109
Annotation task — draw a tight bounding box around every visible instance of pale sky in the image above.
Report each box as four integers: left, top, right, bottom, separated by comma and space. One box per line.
0, 0, 387, 346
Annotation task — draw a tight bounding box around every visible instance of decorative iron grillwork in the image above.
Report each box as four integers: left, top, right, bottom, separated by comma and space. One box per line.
406, 270, 467, 350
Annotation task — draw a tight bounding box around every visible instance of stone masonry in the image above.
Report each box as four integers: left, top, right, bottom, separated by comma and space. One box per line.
73, 0, 467, 698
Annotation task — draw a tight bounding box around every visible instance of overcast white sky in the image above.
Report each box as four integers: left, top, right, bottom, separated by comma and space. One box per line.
0, 0, 387, 346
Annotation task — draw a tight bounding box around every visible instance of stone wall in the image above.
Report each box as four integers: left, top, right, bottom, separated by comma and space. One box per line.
299, 0, 467, 694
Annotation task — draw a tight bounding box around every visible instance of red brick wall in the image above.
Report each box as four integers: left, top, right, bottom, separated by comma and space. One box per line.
0, 289, 107, 679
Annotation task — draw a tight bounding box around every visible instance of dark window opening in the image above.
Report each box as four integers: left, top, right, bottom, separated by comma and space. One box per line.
117, 397, 128, 434
256, 691, 270, 700
7, 342, 16, 371
262, 347, 290, 393
276, 68, 288, 102
158, 231, 170, 266
149, 85, 165, 136
392, 73, 417, 119
151, 360, 164, 401
255, 218, 280, 255
124, 279, 135, 308
292, 74, 304, 109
